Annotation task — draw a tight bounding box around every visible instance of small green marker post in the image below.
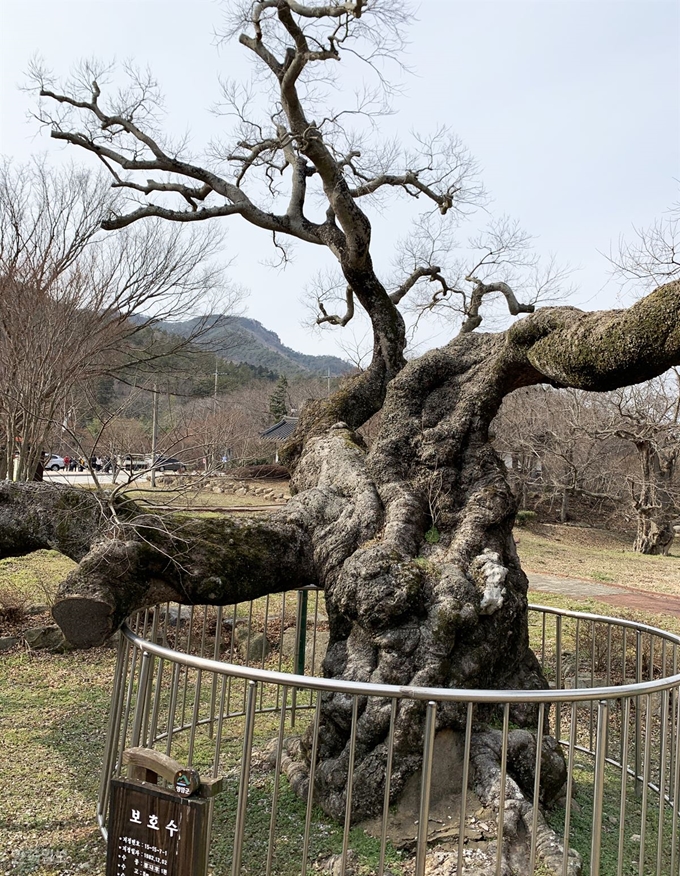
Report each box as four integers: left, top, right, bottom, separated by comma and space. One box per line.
295, 589, 309, 677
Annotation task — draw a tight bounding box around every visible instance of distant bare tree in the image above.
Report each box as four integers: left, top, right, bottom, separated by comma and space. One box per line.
494, 387, 624, 523
173, 397, 267, 472
0, 159, 233, 480
595, 379, 680, 554
610, 201, 680, 292
495, 379, 680, 553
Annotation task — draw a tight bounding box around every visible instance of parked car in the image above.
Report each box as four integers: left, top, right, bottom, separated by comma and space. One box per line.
118, 454, 148, 471
45, 454, 66, 471
148, 456, 186, 473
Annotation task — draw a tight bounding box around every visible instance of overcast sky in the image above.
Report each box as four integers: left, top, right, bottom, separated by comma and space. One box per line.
1, 0, 679, 359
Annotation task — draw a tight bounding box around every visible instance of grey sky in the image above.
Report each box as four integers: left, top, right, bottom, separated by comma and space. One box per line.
1, 0, 679, 359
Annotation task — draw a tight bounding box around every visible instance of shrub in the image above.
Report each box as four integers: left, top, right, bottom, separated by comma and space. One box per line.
0, 586, 29, 624
515, 510, 538, 527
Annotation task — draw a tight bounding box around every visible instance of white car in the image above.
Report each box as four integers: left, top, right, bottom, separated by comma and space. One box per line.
45, 454, 66, 471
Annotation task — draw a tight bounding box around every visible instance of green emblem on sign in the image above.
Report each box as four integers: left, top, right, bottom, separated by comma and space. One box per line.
174, 767, 201, 797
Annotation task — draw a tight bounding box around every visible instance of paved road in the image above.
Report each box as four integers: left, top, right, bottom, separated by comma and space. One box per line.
43, 470, 140, 487
527, 571, 680, 617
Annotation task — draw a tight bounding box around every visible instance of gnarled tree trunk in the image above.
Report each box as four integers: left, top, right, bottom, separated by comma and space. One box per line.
633, 439, 677, 554
290, 332, 550, 817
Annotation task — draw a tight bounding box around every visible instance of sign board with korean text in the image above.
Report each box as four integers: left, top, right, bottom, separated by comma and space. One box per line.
106, 778, 208, 876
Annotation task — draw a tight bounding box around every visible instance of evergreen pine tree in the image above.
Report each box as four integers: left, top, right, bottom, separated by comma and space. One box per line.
269, 375, 289, 423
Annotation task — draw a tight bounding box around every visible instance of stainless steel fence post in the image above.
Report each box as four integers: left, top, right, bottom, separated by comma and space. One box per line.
616, 698, 631, 876
165, 661, 181, 756
415, 701, 437, 876
206, 673, 228, 865
529, 702, 545, 875
656, 689, 669, 876
97, 636, 129, 835
266, 684, 289, 876
341, 696, 361, 876
635, 631, 642, 798
457, 702, 473, 876
670, 645, 678, 804
232, 680, 257, 876
496, 703, 510, 876
301, 695, 322, 876
590, 700, 608, 876
147, 657, 165, 747
378, 698, 398, 876
638, 694, 653, 876
556, 615, 563, 740
119, 643, 138, 759
671, 683, 680, 876
187, 668, 202, 765
561, 702, 578, 876
209, 605, 223, 738
141, 612, 160, 745
130, 650, 153, 748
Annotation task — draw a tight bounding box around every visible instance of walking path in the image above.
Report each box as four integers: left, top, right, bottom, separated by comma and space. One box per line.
527, 571, 680, 617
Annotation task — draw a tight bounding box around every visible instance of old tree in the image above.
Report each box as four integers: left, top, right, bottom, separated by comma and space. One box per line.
5, 0, 679, 868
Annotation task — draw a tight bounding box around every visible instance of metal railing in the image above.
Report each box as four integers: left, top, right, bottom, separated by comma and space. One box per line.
98, 592, 680, 875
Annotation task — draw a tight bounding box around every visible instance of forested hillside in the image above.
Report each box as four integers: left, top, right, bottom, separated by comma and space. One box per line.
57, 320, 345, 471
159, 315, 351, 377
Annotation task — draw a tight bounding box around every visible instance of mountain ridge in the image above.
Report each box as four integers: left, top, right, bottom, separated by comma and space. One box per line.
159, 314, 352, 378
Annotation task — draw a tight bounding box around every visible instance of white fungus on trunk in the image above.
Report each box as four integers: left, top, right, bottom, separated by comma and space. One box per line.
475, 548, 508, 615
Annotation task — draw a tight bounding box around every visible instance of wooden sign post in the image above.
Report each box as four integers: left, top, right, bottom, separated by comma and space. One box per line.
106, 748, 223, 876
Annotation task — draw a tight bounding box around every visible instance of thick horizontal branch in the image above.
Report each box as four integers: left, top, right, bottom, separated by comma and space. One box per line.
52, 506, 317, 647
100, 202, 245, 229
98, 195, 324, 244
390, 266, 446, 305
0, 481, 319, 648
110, 177, 213, 210
0, 481, 102, 562
520, 280, 680, 391
348, 171, 456, 214
254, 0, 365, 20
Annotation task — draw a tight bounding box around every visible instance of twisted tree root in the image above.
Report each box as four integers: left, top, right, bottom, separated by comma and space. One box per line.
269, 729, 582, 876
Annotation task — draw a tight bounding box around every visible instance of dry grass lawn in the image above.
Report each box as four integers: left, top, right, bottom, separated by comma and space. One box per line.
119, 477, 289, 511
515, 523, 680, 596
0, 550, 76, 612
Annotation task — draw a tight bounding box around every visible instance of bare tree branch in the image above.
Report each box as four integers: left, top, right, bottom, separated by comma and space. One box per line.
609, 201, 680, 292
317, 284, 355, 325
460, 278, 535, 333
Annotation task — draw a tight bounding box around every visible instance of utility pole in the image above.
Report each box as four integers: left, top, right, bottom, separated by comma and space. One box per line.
327, 367, 331, 397
214, 355, 219, 413
150, 382, 158, 488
